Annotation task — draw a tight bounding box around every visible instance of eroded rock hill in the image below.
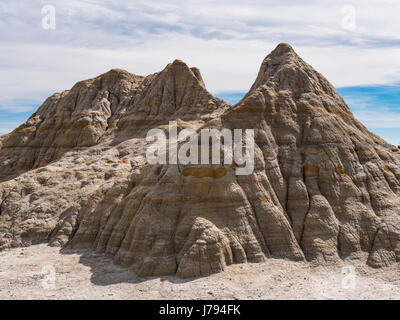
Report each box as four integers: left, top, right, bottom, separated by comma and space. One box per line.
0, 43, 399, 278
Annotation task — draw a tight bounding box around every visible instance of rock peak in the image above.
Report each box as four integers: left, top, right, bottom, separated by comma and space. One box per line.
271, 42, 296, 56
171, 59, 187, 66
244, 42, 343, 105
161, 59, 207, 89
164, 59, 193, 75
190, 67, 205, 88
97, 68, 140, 81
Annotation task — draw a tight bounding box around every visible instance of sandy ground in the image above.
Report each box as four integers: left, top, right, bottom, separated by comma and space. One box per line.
0, 244, 399, 300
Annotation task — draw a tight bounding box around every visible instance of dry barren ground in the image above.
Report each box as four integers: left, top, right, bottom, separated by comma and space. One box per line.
0, 244, 399, 300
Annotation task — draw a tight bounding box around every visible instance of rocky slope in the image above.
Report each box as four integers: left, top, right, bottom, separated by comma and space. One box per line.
0, 43, 399, 278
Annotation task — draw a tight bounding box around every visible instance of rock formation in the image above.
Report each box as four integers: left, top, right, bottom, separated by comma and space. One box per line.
0, 43, 399, 278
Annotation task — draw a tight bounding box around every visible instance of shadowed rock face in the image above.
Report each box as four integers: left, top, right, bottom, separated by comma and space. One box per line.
0, 43, 399, 278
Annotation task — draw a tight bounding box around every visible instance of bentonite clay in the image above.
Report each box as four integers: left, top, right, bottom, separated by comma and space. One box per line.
0, 43, 399, 278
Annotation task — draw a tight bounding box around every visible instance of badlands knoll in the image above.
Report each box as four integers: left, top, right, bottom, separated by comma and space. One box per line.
0, 43, 399, 279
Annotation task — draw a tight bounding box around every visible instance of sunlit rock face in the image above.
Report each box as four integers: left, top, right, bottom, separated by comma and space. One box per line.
0, 43, 399, 278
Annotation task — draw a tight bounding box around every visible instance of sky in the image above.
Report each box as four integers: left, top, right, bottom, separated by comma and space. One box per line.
0, 0, 399, 145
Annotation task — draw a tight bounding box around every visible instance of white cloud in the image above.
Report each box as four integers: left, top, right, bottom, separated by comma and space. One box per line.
353, 109, 400, 129
0, 106, 36, 113
0, 0, 400, 110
